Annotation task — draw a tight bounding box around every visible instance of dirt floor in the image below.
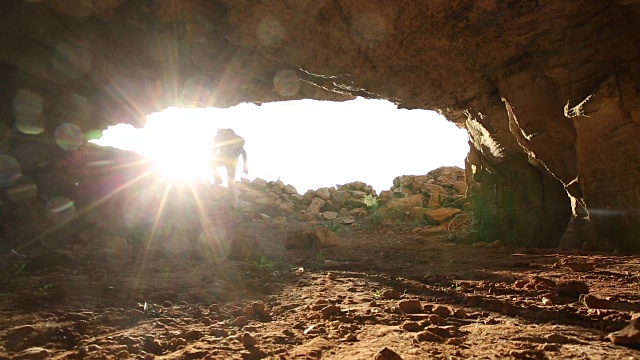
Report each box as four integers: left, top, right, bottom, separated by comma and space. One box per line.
1, 203, 640, 359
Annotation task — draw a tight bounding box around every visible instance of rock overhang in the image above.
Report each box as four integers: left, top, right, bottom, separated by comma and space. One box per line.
1, 0, 640, 250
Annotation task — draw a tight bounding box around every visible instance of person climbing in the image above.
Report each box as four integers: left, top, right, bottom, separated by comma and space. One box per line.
211, 128, 248, 207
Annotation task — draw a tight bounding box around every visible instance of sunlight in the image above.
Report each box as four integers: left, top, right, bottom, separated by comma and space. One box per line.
92, 98, 470, 192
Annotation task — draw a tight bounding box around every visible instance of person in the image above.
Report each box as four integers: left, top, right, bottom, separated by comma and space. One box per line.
211, 128, 248, 207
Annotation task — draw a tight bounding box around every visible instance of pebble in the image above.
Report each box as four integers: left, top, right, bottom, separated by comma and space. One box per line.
432, 305, 452, 317
374, 347, 403, 360
230, 316, 249, 327
398, 299, 422, 314
415, 330, 444, 342
241, 332, 257, 348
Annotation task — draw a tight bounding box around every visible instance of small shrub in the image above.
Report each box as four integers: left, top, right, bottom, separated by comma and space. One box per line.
324, 219, 342, 232
362, 194, 379, 209
309, 251, 325, 270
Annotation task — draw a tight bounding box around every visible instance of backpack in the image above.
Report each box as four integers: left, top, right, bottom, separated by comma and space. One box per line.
215, 129, 244, 157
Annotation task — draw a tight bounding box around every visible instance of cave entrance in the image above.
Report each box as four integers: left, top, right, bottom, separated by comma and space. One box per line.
92, 97, 469, 194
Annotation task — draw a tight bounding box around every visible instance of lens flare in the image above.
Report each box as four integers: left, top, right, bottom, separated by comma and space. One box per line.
198, 226, 230, 260
58, 93, 90, 125
257, 18, 285, 47
51, 42, 92, 80
55, 123, 84, 151
6, 176, 38, 201
274, 69, 300, 97
13, 88, 45, 135
0, 155, 21, 187
351, 13, 388, 47
46, 196, 76, 223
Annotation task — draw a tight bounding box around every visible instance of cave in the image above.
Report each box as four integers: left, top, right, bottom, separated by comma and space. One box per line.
1, 0, 640, 253
4, 1, 640, 358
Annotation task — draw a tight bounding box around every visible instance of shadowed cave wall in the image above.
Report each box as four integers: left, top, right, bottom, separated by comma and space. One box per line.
1, 0, 639, 250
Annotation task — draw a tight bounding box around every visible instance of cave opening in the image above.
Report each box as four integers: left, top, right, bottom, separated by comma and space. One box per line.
92, 97, 470, 194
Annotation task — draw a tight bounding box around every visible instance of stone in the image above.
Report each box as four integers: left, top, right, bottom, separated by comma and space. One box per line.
307, 197, 326, 214
316, 187, 332, 200
241, 332, 257, 348
378, 190, 394, 205
227, 234, 265, 262
283, 184, 297, 194
348, 207, 368, 218
374, 347, 403, 360
579, 294, 614, 309
556, 281, 589, 299
339, 216, 356, 225
382, 289, 402, 300
331, 190, 350, 208
278, 201, 296, 214
301, 190, 316, 205
607, 317, 640, 347
290, 193, 304, 204
432, 305, 452, 317
320, 305, 342, 318
251, 178, 268, 190
401, 321, 422, 332
13, 347, 50, 360
415, 330, 444, 343
312, 227, 340, 248
230, 316, 249, 327
285, 231, 315, 249
423, 208, 462, 225
285, 228, 339, 249
322, 211, 338, 220
553, 258, 596, 272
398, 299, 422, 314
379, 194, 425, 221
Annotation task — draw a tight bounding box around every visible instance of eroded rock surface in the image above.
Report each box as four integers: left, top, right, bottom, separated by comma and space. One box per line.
1, 1, 639, 249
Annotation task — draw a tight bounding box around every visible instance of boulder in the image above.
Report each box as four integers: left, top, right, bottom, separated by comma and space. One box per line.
423, 208, 462, 225
379, 194, 425, 221
307, 197, 325, 214
285, 228, 339, 249
283, 184, 298, 194
331, 190, 350, 208
316, 187, 332, 200
251, 178, 268, 190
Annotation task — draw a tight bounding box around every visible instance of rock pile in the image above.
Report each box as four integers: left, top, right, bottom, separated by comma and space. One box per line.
238, 178, 378, 225
234, 166, 468, 231
375, 166, 468, 226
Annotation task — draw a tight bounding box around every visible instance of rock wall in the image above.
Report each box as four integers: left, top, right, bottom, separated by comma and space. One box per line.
1, 1, 640, 249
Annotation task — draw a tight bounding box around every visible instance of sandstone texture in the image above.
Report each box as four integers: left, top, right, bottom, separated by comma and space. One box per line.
0, 1, 639, 250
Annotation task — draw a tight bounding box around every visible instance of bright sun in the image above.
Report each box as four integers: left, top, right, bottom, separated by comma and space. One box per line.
92, 98, 470, 193
141, 112, 217, 179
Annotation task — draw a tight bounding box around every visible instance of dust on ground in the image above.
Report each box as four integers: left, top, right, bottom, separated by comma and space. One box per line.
1, 204, 639, 359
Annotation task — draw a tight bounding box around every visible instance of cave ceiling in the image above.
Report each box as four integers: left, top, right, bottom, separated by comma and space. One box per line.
1, 0, 640, 249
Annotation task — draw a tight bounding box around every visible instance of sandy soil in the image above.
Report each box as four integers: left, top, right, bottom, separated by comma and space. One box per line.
1, 204, 640, 359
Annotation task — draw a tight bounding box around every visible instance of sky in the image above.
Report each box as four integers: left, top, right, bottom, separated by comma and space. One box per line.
91, 97, 469, 194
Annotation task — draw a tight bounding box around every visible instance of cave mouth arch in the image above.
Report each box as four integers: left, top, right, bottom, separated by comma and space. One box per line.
92, 97, 470, 194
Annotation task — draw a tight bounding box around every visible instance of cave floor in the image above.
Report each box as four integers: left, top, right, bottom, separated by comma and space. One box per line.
1, 214, 639, 359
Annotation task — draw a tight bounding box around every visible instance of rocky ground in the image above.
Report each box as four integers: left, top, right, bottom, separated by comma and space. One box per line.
1, 194, 640, 359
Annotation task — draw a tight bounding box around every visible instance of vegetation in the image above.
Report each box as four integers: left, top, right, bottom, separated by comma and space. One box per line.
251, 255, 283, 277
362, 195, 383, 226
362, 194, 379, 208
324, 219, 342, 232
309, 251, 325, 271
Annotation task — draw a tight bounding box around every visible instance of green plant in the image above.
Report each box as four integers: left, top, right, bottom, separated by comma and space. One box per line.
362, 194, 379, 208
309, 251, 325, 270
371, 289, 383, 299
13, 263, 26, 276
369, 209, 383, 225
324, 219, 342, 232
34, 283, 53, 297
252, 255, 285, 277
